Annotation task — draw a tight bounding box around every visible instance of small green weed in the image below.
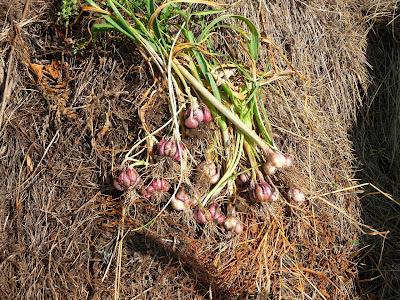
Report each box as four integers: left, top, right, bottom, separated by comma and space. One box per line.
59, 0, 79, 26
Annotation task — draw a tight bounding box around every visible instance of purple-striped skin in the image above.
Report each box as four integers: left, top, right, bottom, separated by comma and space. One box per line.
208, 203, 217, 218
202, 105, 213, 123
157, 138, 184, 161
113, 167, 140, 191
250, 180, 273, 203
184, 117, 199, 129
157, 138, 167, 156
193, 108, 204, 123
142, 179, 170, 198
216, 214, 226, 225
184, 104, 212, 129
150, 179, 170, 192
193, 208, 209, 225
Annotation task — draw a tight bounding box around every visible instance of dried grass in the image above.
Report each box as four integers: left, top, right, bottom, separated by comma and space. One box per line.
353, 4, 400, 298
1, 0, 399, 299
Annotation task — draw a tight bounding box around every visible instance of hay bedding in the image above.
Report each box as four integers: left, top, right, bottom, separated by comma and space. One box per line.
352, 3, 400, 298
0, 0, 394, 299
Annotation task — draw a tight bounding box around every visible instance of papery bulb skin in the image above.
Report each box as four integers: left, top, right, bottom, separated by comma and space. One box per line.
164, 141, 176, 157
209, 167, 221, 184
238, 173, 250, 185
263, 162, 277, 175
208, 203, 217, 219
284, 155, 294, 168
197, 161, 220, 184
193, 208, 208, 225
151, 179, 162, 190
176, 187, 189, 202
157, 138, 167, 156
150, 179, 170, 192
113, 167, 141, 191
173, 141, 184, 161
234, 222, 244, 234
113, 180, 124, 191
184, 117, 199, 129
250, 180, 273, 203
146, 185, 155, 194
126, 167, 141, 186
158, 138, 184, 161
216, 214, 226, 225
202, 105, 213, 123
270, 189, 280, 201
193, 108, 204, 123
118, 172, 131, 188
141, 185, 154, 198
171, 198, 186, 211
288, 188, 305, 205
270, 152, 286, 168
161, 179, 170, 192
223, 216, 238, 231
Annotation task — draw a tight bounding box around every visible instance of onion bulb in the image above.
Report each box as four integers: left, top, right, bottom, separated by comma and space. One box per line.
193, 208, 209, 225
157, 138, 184, 161
250, 180, 272, 203
270, 151, 286, 168
197, 161, 221, 184
284, 155, 294, 168
201, 105, 213, 123
171, 198, 186, 211
223, 216, 238, 231
238, 172, 250, 185
288, 187, 305, 205
263, 162, 277, 175
113, 166, 141, 191
234, 222, 244, 234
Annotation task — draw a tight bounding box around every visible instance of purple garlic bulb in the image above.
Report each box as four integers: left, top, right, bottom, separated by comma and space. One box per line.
113, 166, 141, 191
250, 180, 273, 203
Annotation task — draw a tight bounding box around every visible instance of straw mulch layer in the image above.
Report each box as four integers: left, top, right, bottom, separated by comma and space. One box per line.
0, 0, 398, 299
353, 3, 400, 298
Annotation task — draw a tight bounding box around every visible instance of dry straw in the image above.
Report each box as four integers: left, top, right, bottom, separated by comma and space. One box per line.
0, 0, 399, 299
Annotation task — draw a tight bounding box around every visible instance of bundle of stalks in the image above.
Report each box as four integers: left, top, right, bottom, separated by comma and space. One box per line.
79, 1, 308, 295
81, 0, 363, 297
